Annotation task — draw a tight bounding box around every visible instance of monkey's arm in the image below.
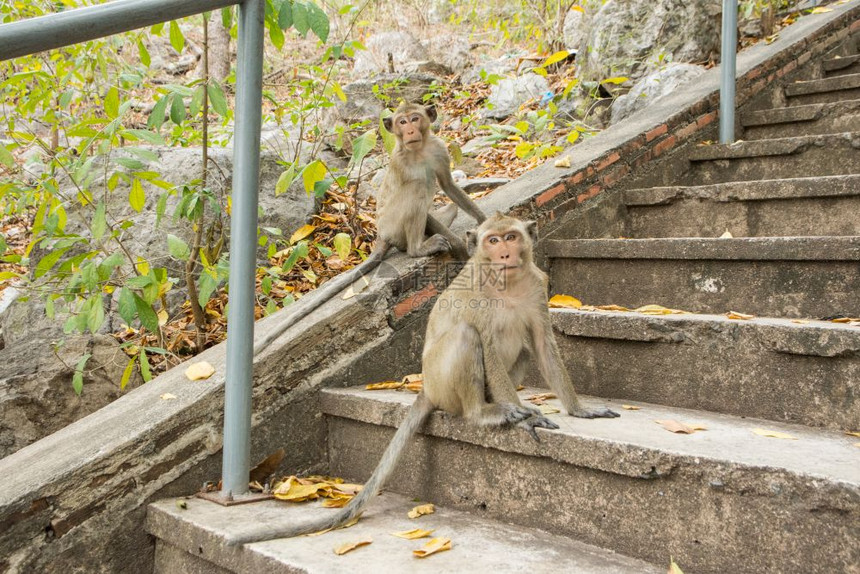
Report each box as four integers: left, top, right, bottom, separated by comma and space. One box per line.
433, 148, 487, 224
531, 317, 620, 419
252, 242, 391, 355
425, 213, 469, 260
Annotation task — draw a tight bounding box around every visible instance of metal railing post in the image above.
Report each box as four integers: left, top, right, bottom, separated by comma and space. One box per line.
221, 0, 265, 498
720, 0, 739, 143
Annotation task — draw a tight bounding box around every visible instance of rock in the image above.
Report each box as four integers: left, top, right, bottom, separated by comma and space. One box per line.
461, 51, 526, 85
353, 31, 429, 76
609, 63, 706, 124
0, 333, 141, 458
578, 0, 721, 84
483, 73, 551, 120
562, 8, 586, 52
425, 34, 473, 75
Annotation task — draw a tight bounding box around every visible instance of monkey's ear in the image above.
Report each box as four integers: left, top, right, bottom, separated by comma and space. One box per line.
382, 115, 394, 133
466, 230, 478, 257
425, 104, 438, 123
525, 220, 538, 243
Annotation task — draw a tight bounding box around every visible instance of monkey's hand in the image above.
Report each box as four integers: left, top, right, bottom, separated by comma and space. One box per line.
425, 234, 451, 255
500, 402, 541, 424
571, 406, 620, 419
517, 415, 560, 442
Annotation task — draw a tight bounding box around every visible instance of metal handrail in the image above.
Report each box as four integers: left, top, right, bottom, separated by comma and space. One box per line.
0, 0, 263, 499
720, 0, 739, 143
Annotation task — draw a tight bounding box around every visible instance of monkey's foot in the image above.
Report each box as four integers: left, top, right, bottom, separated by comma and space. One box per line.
517, 415, 560, 442
572, 406, 621, 419
500, 403, 540, 425
416, 234, 451, 257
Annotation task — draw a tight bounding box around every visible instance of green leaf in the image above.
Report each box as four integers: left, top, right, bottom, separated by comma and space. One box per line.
221, 6, 233, 29
123, 129, 165, 145
350, 130, 377, 166
306, 1, 329, 43
541, 50, 569, 68
313, 178, 332, 198
45, 297, 55, 319
601, 76, 630, 85
86, 295, 105, 333
133, 293, 159, 332
139, 348, 152, 382
197, 271, 218, 307
0, 271, 20, 281
0, 146, 14, 169
34, 247, 70, 279
268, 18, 285, 50
169, 93, 186, 125
275, 164, 297, 196
566, 130, 580, 144
301, 160, 327, 194
292, 0, 309, 36
120, 357, 136, 390
126, 274, 153, 289
118, 286, 137, 325
155, 193, 168, 227
207, 81, 229, 117
137, 39, 151, 67
91, 201, 107, 241
129, 179, 145, 212
115, 157, 145, 170
148, 95, 169, 131
105, 86, 119, 119
167, 234, 190, 260
379, 115, 396, 154
333, 233, 351, 260
72, 353, 92, 396
169, 20, 185, 53
278, 0, 293, 28
190, 84, 205, 117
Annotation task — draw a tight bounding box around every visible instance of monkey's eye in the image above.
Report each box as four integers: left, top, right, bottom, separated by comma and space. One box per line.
488, 237, 500, 245
410, 115, 421, 123
398, 118, 408, 125
505, 233, 517, 241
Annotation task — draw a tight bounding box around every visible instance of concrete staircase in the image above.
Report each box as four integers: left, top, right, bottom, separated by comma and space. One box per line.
147, 30, 860, 574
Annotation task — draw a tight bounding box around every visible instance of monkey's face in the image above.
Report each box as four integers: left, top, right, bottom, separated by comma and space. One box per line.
395, 112, 426, 148
482, 229, 526, 273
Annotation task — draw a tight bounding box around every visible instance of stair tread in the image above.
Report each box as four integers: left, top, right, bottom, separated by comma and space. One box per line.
322, 387, 860, 485
741, 98, 860, 126
544, 235, 860, 260
687, 131, 860, 161
147, 491, 661, 574
785, 72, 860, 96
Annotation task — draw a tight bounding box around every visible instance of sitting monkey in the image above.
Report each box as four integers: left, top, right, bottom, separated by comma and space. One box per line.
232, 214, 618, 544
254, 102, 484, 354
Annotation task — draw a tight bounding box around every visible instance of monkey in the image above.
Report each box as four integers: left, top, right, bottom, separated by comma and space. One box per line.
231, 214, 617, 545
253, 102, 485, 355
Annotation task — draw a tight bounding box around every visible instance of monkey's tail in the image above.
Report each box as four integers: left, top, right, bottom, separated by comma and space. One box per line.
228, 393, 435, 545
252, 243, 390, 356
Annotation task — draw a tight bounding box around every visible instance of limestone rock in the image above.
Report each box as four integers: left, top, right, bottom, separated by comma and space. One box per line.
483, 73, 551, 120
610, 63, 707, 124
353, 31, 429, 76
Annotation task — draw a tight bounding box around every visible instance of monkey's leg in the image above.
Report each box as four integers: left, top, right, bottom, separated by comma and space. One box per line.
405, 212, 451, 258
425, 213, 469, 260
431, 203, 458, 228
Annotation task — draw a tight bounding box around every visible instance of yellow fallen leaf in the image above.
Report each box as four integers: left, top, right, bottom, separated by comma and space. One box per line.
655, 420, 706, 434
314, 213, 338, 223
402, 373, 423, 384
570, 6, 584, 13
669, 558, 685, 574
553, 156, 571, 168
185, 361, 215, 381
845, 431, 860, 438
334, 538, 372, 555
791, 319, 810, 324
405, 380, 423, 393
391, 528, 435, 540
160, 393, 177, 400
413, 537, 452, 558
526, 392, 557, 404
596, 304, 629, 311
621, 405, 641, 410
321, 496, 352, 508
548, 294, 582, 309
831, 317, 860, 323
539, 404, 561, 415
365, 381, 404, 390
726, 311, 755, 320
273, 479, 332, 502
810, 6, 832, 13
341, 276, 370, 300
289, 224, 316, 244
635, 304, 689, 315
408, 503, 435, 519
751, 428, 797, 440
719, 229, 733, 238
157, 308, 169, 326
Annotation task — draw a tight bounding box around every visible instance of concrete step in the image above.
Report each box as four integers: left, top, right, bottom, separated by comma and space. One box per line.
741, 99, 860, 139
320, 387, 860, 574
544, 236, 860, 319
619, 175, 860, 238
146, 491, 662, 574
682, 132, 860, 185
823, 54, 860, 77
785, 72, 860, 105
550, 308, 860, 430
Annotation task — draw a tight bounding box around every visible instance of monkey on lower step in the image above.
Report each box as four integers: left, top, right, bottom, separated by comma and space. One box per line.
231, 213, 618, 545
253, 102, 485, 355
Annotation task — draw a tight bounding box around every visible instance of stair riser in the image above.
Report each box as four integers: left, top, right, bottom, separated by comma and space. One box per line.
549, 259, 860, 318
552, 314, 860, 430
683, 143, 860, 185
742, 112, 860, 139
787, 86, 860, 105
624, 196, 860, 238
824, 60, 860, 77
326, 417, 859, 574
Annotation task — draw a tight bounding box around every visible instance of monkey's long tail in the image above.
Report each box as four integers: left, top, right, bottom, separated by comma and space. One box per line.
252, 243, 390, 355
228, 393, 435, 545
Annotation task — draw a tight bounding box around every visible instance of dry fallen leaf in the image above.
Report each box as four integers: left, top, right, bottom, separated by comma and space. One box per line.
402, 373, 423, 384
413, 537, 452, 558
595, 304, 630, 311
250, 449, 285, 486
185, 361, 215, 381
553, 156, 571, 168
621, 405, 641, 411
539, 404, 561, 415
526, 392, 557, 405
157, 308, 169, 326
160, 393, 177, 400
751, 428, 797, 440
655, 420, 707, 434
845, 431, 860, 438
289, 224, 316, 244
791, 319, 810, 324
391, 528, 435, 539
341, 276, 370, 300
334, 538, 372, 555
669, 558, 685, 574
365, 381, 404, 390
719, 229, 733, 238
408, 503, 435, 519
726, 311, 755, 320
810, 6, 833, 13
548, 294, 583, 309
635, 304, 689, 315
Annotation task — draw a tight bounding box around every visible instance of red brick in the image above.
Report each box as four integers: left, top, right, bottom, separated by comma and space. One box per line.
653, 135, 677, 157
536, 183, 566, 207
746, 68, 763, 80
568, 169, 586, 186
646, 124, 668, 142
851, 19, 860, 32
797, 51, 812, 66
577, 184, 602, 203
393, 283, 437, 319
594, 151, 620, 172
600, 164, 629, 187
697, 111, 717, 128
675, 121, 699, 141
620, 137, 644, 156
631, 149, 653, 170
